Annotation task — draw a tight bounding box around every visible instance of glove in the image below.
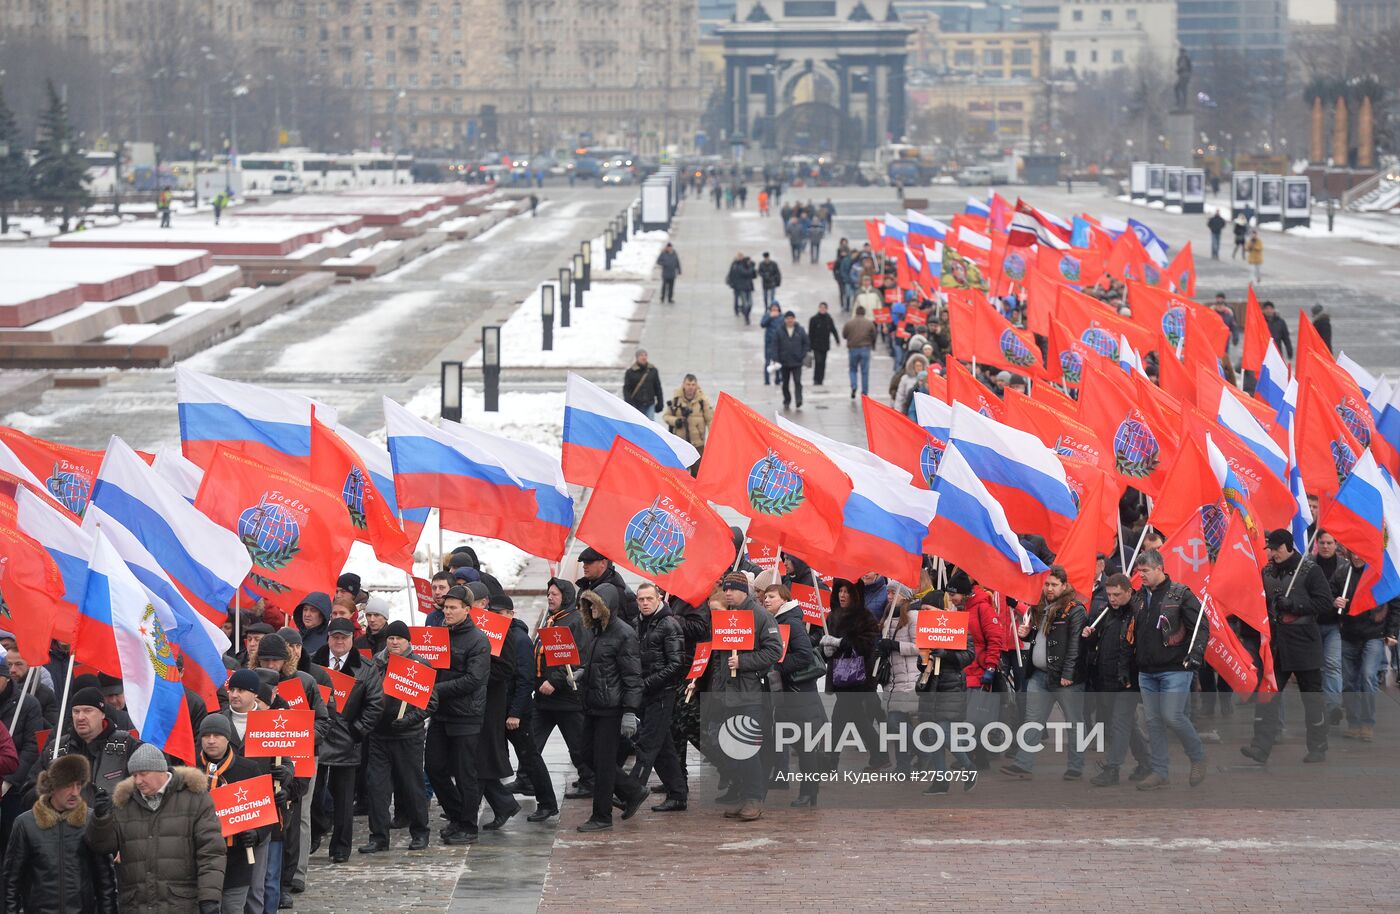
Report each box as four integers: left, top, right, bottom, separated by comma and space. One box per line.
877, 638, 900, 657
92, 786, 113, 819
235, 830, 259, 848
980, 668, 996, 686
269, 764, 289, 785
200, 902, 220, 914
620, 712, 639, 740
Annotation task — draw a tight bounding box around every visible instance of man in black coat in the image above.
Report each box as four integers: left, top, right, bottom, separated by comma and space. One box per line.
656, 243, 682, 304
576, 547, 640, 627
757, 252, 782, 307
314, 619, 383, 863
197, 714, 287, 913
1260, 300, 1293, 359
623, 583, 686, 811
774, 310, 811, 410
807, 301, 840, 386
518, 578, 594, 801
1085, 574, 1151, 787
622, 349, 664, 420
361, 622, 435, 853
0, 657, 45, 847
475, 593, 519, 831
1244, 529, 1332, 764
30, 688, 141, 805
1310, 303, 1333, 353
574, 584, 647, 832
492, 598, 558, 822
427, 586, 491, 845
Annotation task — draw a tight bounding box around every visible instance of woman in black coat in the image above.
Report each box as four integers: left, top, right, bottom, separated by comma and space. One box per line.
913, 594, 975, 793
761, 584, 830, 807
725, 253, 757, 324
818, 579, 887, 771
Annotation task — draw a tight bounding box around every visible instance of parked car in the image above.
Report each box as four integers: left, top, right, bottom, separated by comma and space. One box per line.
270, 173, 304, 194
600, 167, 633, 186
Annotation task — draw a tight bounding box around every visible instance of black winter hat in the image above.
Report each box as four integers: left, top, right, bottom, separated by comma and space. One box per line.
1265, 529, 1295, 550
383, 620, 411, 640
489, 593, 514, 612
444, 585, 472, 604
337, 573, 362, 594
327, 618, 355, 636
70, 687, 105, 710
257, 633, 289, 661
199, 714, 235, 740
228, 669, 261, 694
579, 546, 606, 564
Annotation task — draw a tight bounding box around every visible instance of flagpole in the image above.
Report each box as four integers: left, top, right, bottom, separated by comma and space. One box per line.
1125, 522, 1152, 574
48, 653, 76, 764
1339, 563, 1354, 612
7, 668, 34, 734
234, 590, 241, 655
1283, 529, 1319, 598
811, 567, 829, 635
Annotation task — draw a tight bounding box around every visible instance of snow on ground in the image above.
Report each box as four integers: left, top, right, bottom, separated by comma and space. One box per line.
371, 239, 466, 282
322, 239, 398, 266
588, 229, 669, 282
464, 281, 643, 369
273, 288, 441, 372
1264, 212, 1400, 247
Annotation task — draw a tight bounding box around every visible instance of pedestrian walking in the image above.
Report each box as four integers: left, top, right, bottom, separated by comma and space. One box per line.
85, 743, 226, 914
1086, 574, 1152, 787
1231, 215, 1248, 258
1310, 303, 1333, 352
425, 585, 491, 846
476, 592, 520, 832
760, 302, 783, 387
775, 309, 811, 409
619, 584, 687, 809
1335, 553, 1396, 743
362, 621, 434, 852
725, 253, 756, 323
808, 302, 840, 386
842, 305, 878, 398
807, 217, 825, 263
662, 374, 713, 467
1207, 209, 1226, 259
1246, 229, 1264, 285
786, 217, 805, 263
158, 189, 172, 228
622, 349, 664, 420
490, 597, 558, 823
1260, 300, 1293, 358
518, 579, 595, 801
213, 191, 228, 225
196, 715, 282, 913
655, 243, 681, 304
758, 252, 782, 307
528, 193, 539, 217
314, 618, 382, 863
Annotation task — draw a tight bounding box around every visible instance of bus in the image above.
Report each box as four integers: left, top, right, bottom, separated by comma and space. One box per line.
84, 151, 121, 196
237, 150, 415, 192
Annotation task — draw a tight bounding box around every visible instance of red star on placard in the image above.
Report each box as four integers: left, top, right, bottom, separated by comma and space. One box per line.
234, 786, 249, 803
272, 715, 289, 730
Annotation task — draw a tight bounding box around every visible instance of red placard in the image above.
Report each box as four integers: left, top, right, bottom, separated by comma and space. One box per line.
537, 626, 580, 667
35, 728, 51, 755
747, 539, 781, 573
790, 582, 827, 626
243, 709, 314, 758
872, 307, 893, 325
408, 626, 450, 669
210, 774, 279, 837
915, 610, 970, 650
358, 648, 373, 660
778, 624, 791, 662
383, 653, 436, 709
883, 288, 900, 304
905, 309, 928, 326
470, 609, 511, 657
323, 667, 354, 711
710, 609, 754, 651
275, 679, 308, 711
412, 576, 435, 614
686, 642, 713, 680
290, 755, 315, 779
317, 684, 332, 708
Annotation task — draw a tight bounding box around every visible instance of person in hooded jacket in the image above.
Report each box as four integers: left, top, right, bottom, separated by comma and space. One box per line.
576, 547, 640, 628
489, 596, 557, 822
518, 577, 595, 801
623, 583, 686, 811
292, 593, 332, 661
876, 587, 921, 773
818, 578, 887, 772
574, 584, 647, 832
476, 593, 520, 831
361, 621, 435, 853
2, 753, 118, 914
428, 586, 492, 845
759, 583, 828, 807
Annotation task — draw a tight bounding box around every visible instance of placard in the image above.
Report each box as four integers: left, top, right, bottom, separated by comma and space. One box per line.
905, 309, 928, 326
407, 626, 450, 668
790, 582, 828, 626
383, 653, 436, 709
210, 774, 279, 837
470, 608, 511, 657
778, 624, 791, 663
686, 642, 713, 680
1130, 161, 1149, 198
883, 288, 900, 304
275, 679, 308, 711
915, 609, 970, 650
243, 709, 315, 758
35, 729, 51, 756
710, 609, 755, 650
317, 684, 332, 708
872, 307, 893, 325
1182, 168, 1206, 214
1256, 174, 1283, 223
323, 667, 354, 711
747, 539, 781, 574
538, 626, 581, 666
412, 576, 436, 614
1283, 176, 1312, 228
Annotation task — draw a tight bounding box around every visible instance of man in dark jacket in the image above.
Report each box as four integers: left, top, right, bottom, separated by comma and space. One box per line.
196, 715, 278, 913
1260, 300, 1293, 359
726, 253, 756, 323
1244, 529, 1332, 764
0, 657, 45, 847
1001, 566, 1088, 780
361, 621, 434, 853
1128, 552, 1208, 789
316, 619, 382, 863
1335, 553, 1398, 742
2, 753, 117, 914
1206, 209, 1227, 259
775, 310, 811, 410
476, 594, 519, 831
807, 301, 840, 386
520, 578, 594, 801
757, 252, 781, 307
655, 243, 681, 303
355, 597, 392, 657
427, 586, 491, 845
292, 593, 332, 660
622, 349, 664, 420
33, 688, 138, 805
623, 583, 686, 811
576, 547, 640, 627
1085, 574, 1151, 786
494, 598, 558, 822
574, 584, 647, 832
1310, 303, 1333, 352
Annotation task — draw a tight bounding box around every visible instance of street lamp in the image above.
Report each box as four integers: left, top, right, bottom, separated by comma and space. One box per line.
604, 227, 615, 269
541, 283, 555, 351
559, 268, 572, 328
572, 254, 585, 310
440, 360, 463, 421
481, 326, 501, 412
189, 141, 202, 208
580, 239, 592, 290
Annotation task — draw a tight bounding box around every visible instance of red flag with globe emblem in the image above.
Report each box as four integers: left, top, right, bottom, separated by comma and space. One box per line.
863, 396, 945, 490
696, 394, 852, 557
309, 416, 413, 572
947, 292, 1048, 380
195, 447, 356, 608
946, 361, 1007, 423
577, 439, 734, 607
1077, 362, 1179, 497
1294, 381, 1364, 499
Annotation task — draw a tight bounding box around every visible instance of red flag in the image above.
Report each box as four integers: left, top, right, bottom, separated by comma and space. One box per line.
697, 394, 852, 557
1298, 351, 1398, 474
578, 439, 735, 607
1182, 406, 1292, 529
1294, 308, 1332, 377
948, 293, 1046, 380
1060, 457, 1122, 554
925, 366, 948, 403
1150, 434, 1227, 540
1161, 510, 1214, 596
1203, 510, 1274, 693
0, 428, 105, 516
1294, 376, 1365, 498
1035, 246, 1105, 289
310, 417, 413, 572
195, 447, 356, 606
1030, 376, 1079, 417
1128, 282, 1228, 359
1078, 362, 1178, 496
1155, 332, 1197, 404
0, 507, 66, 666
864, 219, 883, 253
1166, 241, 1196, 296
1057, 285, 1153, 357
1057, 479, 1105, 599
1021, 264, 1059, 337
1105, 228, 1154, 284
863, 396, 943, 489
946, 361, 1006, 422
1241, 286, 1270, 376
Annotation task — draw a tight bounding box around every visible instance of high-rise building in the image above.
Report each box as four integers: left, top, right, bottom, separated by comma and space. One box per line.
1049, 0, 1176, 76
1176, 0, 1288, 65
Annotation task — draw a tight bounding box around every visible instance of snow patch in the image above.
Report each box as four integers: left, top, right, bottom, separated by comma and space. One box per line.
272, 289, 440, 373
465, 282, 644, 369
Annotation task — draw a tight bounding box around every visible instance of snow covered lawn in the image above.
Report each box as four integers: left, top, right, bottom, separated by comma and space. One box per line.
465, 282, 644, 369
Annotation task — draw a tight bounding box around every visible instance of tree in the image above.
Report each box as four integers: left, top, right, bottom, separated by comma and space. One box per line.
0, 82, 30, 235
30, 80, 91, 233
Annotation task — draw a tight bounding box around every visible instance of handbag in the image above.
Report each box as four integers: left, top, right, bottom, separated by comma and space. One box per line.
831, 649, 869, 689
803, 351, 814, 368
788, 650, 828, 684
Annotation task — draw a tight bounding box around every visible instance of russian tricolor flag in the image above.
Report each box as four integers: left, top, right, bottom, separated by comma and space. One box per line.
905, 209, 947, 242
12, 486, 87, 646
883, 214, 909, 244
1378, 381, 1400, 460
1255, 339, 1290, 425
335, 422, 430, 549
914, 392, 952, 441
929, 442, 1049, 605
1216, 389, 1288, 483
176, 365, 337, 472
948, 403, 1077, 550
562, 373, 699, 489
965, 196, 991, 218
1288, 427, 1311, 553
152, 445, 204, 503
1337, 351, 1377, 401
1323, 450, 1400, 604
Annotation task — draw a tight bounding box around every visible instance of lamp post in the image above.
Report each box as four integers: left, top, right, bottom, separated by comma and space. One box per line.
604, 227, 615, 269
558, 268, 572, 328
440, 360, 463, 422
481, 326, 501, 412
580, 239, 592, 290
541, 283, 555, 351
572, 254, 585, 310
0, 142, 9, 235
189, 141, 202, 208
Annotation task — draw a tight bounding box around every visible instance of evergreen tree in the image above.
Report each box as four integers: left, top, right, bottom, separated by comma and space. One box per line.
0, 82, 29, 235
30, 80, 90, 233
